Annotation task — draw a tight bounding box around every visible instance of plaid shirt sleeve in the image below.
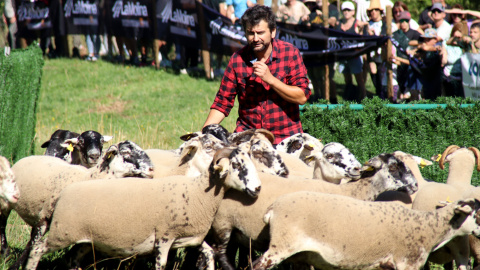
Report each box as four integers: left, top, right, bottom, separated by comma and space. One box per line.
210, 52, 242, 117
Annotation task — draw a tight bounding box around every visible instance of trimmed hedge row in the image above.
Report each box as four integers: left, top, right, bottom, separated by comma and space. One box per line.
0, 45, 44, 163
301, 97, 480, 185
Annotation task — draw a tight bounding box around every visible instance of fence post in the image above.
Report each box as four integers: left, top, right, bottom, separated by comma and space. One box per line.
386, 6, 393, 100
196, 0, 212, 79
322, 0, 330, 101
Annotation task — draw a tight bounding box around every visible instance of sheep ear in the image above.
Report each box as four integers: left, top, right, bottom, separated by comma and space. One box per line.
41, 141, 50, 148
364, 156, 382, 170
104, 145, 119, 160
411, 155, 433, 168
102, 135, 113, 144
454, 199, 476, 215
214, 158, 230, 178
61, 138, 79, 152
304, 142, 315, 151
180, 132, 199, 141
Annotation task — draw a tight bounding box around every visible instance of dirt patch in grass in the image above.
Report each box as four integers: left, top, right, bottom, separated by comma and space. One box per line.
87, 97, 129, 114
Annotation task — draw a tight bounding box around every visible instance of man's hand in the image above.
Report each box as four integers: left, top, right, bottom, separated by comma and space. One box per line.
253, 61, 274, 84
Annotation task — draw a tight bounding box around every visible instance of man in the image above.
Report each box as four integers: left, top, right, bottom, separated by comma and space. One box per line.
203, 5, 311, 145
464, 22, 480, 53
418, 0, 452, 31
430, 2, 452, 46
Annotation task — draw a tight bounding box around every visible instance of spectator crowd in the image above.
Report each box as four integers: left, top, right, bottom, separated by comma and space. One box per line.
3, 0, 480, 103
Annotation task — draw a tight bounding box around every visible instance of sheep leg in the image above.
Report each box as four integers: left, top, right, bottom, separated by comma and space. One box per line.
212, 229, 236, 270
251, 250, 288, 270
154, 237, 174, 270
0, 208, 11, 257
24, 236, 48, 270
198, 241, 215, 270
8, 221, 48, 270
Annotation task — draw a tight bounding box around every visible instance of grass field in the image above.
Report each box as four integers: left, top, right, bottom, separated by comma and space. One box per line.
1, 57, 379, 269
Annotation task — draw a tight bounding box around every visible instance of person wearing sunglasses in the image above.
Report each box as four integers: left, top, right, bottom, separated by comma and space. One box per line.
430, 2, 452, 46
392, 1, 423, 35
418, 0, 452, 31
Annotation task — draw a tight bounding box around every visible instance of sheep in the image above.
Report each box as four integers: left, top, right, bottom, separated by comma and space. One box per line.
0, 156, 20, 257
24, 146, 263, 270
411, 145, 480, 270
275, 132, 324, 166
375, 151, 433, 205
252, 192, 480, 270
4, 140, 154, 269
209, 153, 418, 270
40, 129, 79, 161
41, 130, 113, 168
161, 129, 289, 179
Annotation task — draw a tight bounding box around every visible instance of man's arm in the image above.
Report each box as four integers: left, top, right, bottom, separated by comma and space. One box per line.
203, 109, 226, 128
219, 2, 227, 17
252, 61, 308, 105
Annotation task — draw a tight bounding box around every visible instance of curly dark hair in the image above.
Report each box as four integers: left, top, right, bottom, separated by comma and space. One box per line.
240, 5, 277, 32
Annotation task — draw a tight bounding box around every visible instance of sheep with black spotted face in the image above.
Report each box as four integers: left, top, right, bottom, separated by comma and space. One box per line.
275, 132, 323, 166
209, 153, 418, 270
3, 141, 153, 268
42, 130, 112, 168
24, 147, 262, 270
252, 192, 480, 270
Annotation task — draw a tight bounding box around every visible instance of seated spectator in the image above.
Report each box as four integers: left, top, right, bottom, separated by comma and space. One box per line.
335, 1, 366, 101
276, 0, 310, 25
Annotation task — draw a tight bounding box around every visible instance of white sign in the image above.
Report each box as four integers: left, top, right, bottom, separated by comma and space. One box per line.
462, 53, 480, 100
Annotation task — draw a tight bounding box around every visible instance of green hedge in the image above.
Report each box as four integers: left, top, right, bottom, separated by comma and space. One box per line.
301, 97, 480, 185
0, 45, 44, 163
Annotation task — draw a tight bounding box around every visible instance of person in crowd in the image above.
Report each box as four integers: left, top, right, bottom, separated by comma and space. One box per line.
416, 28, 447, 99
443, 22, 467, 97
226, 0, 256, 24
365, 0, 389, 98
4, 0, 17, 48
276, 0, 310, 25
445, 7, 480, 30
353, 0, 393, 24
85, 14, 100, 62
335, 1, 366, 101
430, 2, 452, 46
204, 0, 228, 77
418, 0, 452, 31
303, 0, 338, 103
203, 5, 310, 145
392, 11, 420, 101
463, 22, 480, 53
392, 1, 423, 34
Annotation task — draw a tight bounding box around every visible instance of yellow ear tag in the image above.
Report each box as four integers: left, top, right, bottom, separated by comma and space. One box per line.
107, 152, 113, 159
435, 154, 442, 162
364, 166, 374, 171
306, 156, 314, 163
420, 159, 427, 169
446, 196, 452, 203
67, 144, 74, 152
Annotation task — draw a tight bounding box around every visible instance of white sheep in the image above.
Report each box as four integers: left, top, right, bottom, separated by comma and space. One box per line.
0, 156, 20, 257
209, 153, 418, 270
375, 151, 433, 205
275, 132, 324, 166
24, 146, 262, 270
412, 145, 480, 270
4, 140, 154, 269
252, 192, 480, 270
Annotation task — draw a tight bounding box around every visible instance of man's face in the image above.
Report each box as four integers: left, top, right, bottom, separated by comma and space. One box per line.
470, 27, 480, 44
431, 8, 445, 23
246, 20, 276, 53
369, 8, 382, 22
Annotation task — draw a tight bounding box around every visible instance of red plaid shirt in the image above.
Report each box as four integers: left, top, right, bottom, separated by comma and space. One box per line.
211, 38, 311, 145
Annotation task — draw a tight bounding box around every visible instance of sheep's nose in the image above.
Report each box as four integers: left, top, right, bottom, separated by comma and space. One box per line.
89, 153, 100, 161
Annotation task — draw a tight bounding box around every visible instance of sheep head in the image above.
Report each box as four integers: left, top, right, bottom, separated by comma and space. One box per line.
439, 145, 461, 170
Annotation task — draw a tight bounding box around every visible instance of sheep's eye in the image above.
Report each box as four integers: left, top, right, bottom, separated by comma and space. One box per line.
326, 154, 334, 159
232, 162, 240, 170
205, 145, 213, 151
389, 165, 398, 172
293, 141, 302, 150
120, 150, 131, 157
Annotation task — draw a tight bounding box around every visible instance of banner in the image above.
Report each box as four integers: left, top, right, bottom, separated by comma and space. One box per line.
16, 0, 52, 38
462, 53, 480, 100
168, 2, 199, 48
63, 0, 99, 35
107, 0, 153, 39
276, 24, 389, 66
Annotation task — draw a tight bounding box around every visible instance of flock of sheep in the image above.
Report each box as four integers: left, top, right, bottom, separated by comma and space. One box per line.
0, 125, 479, 270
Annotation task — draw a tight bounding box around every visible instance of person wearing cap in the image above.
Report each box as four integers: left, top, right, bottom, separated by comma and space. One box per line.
365, 0, 396, 98
415, 28, 447, 99
392, 1, 423, 35
276, 0, 311, 25
335, 1, 367, 100
418, 0, 452, 31
430, 2, 452, 46
392, 11, 421, 100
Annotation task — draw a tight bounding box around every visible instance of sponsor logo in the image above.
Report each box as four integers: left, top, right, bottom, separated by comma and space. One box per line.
170, 8, 195, 27
112, 0, 148, 18
280, 33, 308, 50
64, 0, 98, 17
17, 2, 49, 21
